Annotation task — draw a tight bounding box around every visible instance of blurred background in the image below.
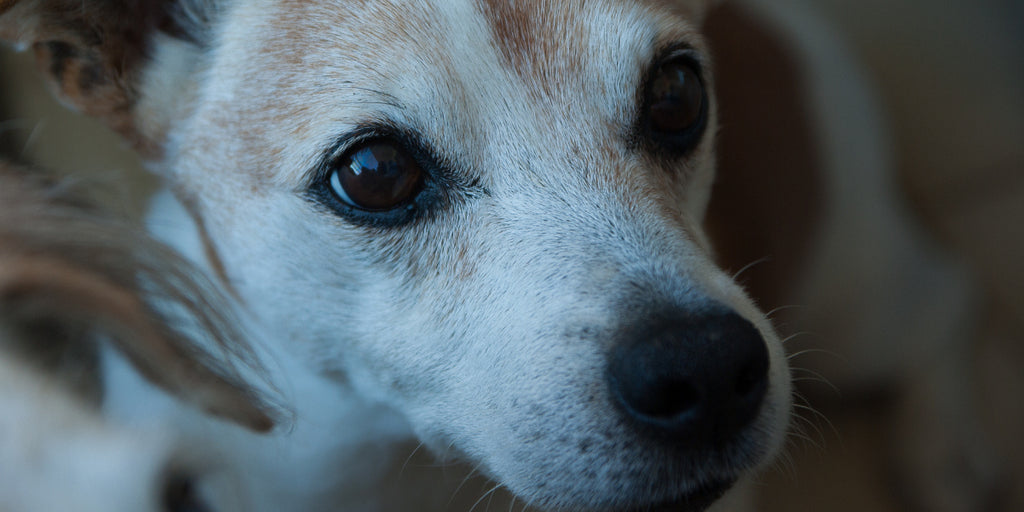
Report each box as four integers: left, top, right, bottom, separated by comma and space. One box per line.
1, 0, 1021, 510
755, 1, 1024, 510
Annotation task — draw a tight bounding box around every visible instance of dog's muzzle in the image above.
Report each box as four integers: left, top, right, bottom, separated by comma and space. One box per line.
606, 307, 769, 448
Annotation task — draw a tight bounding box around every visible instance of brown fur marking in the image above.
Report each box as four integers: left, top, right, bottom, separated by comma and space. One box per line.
180, 192, 242, 302
476, 0, 585, 91
1, 1, 193, 157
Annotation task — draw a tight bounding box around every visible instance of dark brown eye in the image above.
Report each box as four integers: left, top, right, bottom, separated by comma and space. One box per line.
329, 141, 423, 211
647, 60, 706, 141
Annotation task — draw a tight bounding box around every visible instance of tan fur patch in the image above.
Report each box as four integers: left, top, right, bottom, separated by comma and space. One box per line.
475, 0, 586, 92
179, 191, 242, 301
184, 0, 459, 189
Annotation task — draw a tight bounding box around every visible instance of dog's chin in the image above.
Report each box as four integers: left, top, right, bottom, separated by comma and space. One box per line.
619, 479, 735, 512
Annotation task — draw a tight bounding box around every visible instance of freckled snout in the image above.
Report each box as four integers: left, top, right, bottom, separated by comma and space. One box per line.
606, 309, 769, 447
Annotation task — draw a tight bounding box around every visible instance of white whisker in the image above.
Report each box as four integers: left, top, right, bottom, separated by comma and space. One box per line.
732, 256, 772, 281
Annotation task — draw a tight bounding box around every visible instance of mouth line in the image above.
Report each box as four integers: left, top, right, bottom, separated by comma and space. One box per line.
622, 478, 735, 512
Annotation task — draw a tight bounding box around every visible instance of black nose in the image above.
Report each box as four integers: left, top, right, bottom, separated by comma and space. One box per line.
606, 309, 769, 446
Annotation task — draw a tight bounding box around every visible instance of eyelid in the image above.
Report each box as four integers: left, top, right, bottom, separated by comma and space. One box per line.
325, 129, 385, 165
307, 122, 417, 191
657, 47, 706, 78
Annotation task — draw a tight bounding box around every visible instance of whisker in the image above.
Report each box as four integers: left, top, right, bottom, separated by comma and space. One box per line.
786, 428, 821, 451
793, 402, 841, 441
780, 446, 799, 480
732, 256, 771, 281
447, 463, 484, 508
398, 441, 425, 478
787, 348, 844, 361
431, 439, 458, 471
347, 86, 403, 103
765, 304, 806, 319
770, 439, 799, 480
792, 376, 830, 385
468, 483, 503, 512
789, 367, 840, 396
779, 331, 815, 345
486, 484, 500, 512
330, 76, 406, 109
791, 408, 827, 445
333, 99, 405, 110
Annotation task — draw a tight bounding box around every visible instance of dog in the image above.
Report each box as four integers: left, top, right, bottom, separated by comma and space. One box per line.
0, 0, 987, 510
2, 0, 796, 510
0, 161, 277, 511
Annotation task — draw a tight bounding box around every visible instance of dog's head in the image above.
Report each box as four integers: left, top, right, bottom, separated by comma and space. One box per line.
2, 0, 791, 509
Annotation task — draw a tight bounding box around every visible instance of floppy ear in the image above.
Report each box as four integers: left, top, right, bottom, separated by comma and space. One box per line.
0, 0, 200, 157
0, 163, 278, 432
0, 254, 276, 432
701, 2, 824, 312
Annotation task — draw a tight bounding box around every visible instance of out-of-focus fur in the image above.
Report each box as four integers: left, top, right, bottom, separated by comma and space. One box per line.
0, 162, 273, 511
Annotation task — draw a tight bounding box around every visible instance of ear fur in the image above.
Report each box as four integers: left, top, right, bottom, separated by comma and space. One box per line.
0, 0, 210, 157
702, 2, 824, 311
0, 162, 278, 432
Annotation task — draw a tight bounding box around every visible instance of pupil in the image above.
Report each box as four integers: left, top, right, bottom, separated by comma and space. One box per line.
649, 64, 703, 134
337, 142, 420, 210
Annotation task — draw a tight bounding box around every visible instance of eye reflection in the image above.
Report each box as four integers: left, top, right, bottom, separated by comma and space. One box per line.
643, 57, 708, 153
649, 62, 704, 134
328, 141, 423, 211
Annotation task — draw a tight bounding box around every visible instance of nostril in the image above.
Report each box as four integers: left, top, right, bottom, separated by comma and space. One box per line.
627, 377, 699, 420
606, 308, 770, 445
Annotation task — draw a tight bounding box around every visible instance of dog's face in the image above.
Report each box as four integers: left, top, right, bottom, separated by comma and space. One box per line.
2, 0, 791, 509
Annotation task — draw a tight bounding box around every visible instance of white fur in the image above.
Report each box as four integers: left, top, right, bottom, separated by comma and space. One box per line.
131, 1, 791, 510
0, 349, 177, 512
